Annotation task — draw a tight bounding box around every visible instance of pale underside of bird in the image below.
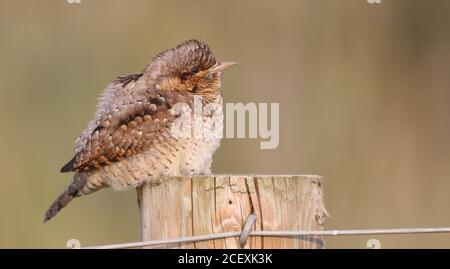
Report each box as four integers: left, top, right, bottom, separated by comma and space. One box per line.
44, 39, 236, 222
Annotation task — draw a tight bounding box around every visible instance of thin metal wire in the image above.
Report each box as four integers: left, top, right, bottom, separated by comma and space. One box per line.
83, 232, 242, 249
82, 227, 450, 249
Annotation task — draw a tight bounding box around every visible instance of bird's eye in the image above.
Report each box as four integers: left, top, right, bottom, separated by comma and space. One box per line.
180, 67, 199, 81
191, 67, 199, 74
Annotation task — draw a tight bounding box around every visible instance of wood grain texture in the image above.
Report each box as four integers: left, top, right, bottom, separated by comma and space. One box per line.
138, 175, 329, 249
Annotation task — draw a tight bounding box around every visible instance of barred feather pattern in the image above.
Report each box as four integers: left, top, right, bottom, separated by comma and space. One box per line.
45, 39, 225, 222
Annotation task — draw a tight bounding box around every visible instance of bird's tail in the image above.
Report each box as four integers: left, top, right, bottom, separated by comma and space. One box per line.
44, 174, 87, 223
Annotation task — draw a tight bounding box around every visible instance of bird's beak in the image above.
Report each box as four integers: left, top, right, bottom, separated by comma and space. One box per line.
208, 61, 238, 74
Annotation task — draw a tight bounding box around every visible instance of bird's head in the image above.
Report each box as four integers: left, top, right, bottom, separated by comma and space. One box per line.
147, 39, 237, 101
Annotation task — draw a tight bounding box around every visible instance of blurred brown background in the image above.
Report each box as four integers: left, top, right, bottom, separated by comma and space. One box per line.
0, 0, 449, 248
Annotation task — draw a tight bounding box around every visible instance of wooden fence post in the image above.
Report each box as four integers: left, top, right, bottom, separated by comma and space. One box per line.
137, 175, 329, 249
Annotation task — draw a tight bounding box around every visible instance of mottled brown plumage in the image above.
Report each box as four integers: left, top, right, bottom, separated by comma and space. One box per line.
45, 39, 236, 222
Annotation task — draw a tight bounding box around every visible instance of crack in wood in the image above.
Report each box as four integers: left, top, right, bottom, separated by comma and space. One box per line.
253, 177, 264, 249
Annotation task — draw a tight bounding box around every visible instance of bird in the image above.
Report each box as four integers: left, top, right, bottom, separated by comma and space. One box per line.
44, 39, 237, 222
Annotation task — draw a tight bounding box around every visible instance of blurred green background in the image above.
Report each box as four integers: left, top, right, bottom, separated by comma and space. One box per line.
1, 0, 450, 248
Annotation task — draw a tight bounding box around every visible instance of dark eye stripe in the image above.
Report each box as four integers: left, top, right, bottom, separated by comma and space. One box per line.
180, 72, 189, 80
180, 66, 199, 80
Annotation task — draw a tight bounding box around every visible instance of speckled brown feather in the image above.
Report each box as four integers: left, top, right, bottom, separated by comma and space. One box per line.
46, 39, 229, 222
61, 40, 214, 173
61, 86, 194, 172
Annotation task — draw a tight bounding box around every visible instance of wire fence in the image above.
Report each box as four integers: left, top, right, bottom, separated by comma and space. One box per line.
81, 227, 450, 249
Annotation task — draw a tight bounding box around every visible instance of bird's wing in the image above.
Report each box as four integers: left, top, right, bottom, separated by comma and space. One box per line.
61, 78, 193, 172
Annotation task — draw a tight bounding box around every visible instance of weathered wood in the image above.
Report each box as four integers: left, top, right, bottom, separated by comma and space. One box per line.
137, 175, 329, 249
